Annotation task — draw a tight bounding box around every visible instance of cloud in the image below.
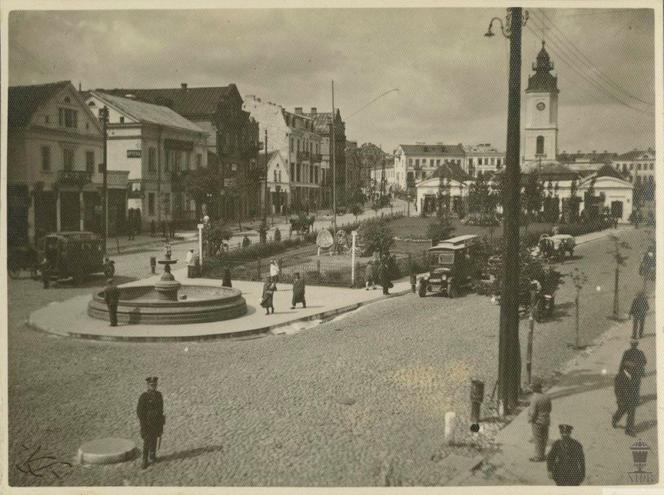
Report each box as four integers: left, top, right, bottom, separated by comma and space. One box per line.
8, 7, 655, 153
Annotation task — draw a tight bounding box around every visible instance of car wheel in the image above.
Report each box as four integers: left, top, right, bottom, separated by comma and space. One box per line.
448, 285, 457, 298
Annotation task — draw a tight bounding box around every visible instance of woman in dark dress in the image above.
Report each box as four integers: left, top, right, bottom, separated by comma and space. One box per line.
260, 278, 276, 315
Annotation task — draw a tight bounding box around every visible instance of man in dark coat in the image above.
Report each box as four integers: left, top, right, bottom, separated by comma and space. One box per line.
613, 363, 640, 436
528, 378, 552, 462
103, 278, 120, 327
629, 291, 649, 339
136, 376, 164, 469
547, 424, 585, 486
619, 339, 647, 383
291, 272, 306, 309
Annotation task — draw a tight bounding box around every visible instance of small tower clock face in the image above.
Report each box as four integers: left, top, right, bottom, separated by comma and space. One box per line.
536, 102, 546, 111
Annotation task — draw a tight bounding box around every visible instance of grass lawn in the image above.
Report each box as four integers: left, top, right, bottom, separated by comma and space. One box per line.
388, 216, 555, 255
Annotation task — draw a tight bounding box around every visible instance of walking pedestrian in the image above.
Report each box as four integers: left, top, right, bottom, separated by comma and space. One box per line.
528, 378, 552, 462
378, 255, 394, 295
150, 219, 156, 238
612, 362, 640, 436
269, 259, 280, 284
260, 277, 276, 315
136, 376, 165, 469
222, 267, 232, 288
40, 256, 51, 289
291, 272, 306, 309
242, 235, 251, 248
185, 249, 194, 265
546, 424, 585, 486
619, 339, 647, 381
365, 260, 376, 290
629, 291, 649, 339
103, 278, 120, 327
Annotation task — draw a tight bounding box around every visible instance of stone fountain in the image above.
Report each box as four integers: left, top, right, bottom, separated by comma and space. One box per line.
87, 251, 247, 325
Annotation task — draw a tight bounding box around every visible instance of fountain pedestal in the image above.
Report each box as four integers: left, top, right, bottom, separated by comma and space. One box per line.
155, 255, 181, 301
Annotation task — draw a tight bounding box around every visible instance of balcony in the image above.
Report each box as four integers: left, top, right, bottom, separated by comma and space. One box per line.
57, 170, 91, 187
311, 153, 323, 163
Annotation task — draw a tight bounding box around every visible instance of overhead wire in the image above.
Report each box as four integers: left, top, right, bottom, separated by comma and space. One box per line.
534, 9, 653, 106
524, 15, 654, 117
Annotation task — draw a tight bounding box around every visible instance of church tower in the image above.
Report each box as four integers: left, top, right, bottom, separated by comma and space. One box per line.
523, 41, 559, 163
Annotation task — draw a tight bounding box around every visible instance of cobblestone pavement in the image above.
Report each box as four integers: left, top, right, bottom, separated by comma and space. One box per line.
7, 228, 652, 486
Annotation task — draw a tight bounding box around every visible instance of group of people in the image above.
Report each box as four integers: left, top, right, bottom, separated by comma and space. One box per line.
260, 259, 306, 315
363, 256, 395, 295
150, 219, 177, 239
526, 289, 651, 486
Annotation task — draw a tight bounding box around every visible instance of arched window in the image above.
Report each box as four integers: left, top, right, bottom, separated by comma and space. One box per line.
536, 136, 545, 155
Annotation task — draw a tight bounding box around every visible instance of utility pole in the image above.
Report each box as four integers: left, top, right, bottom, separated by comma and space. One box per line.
263, 129, 269, 224
485, 7, 527, 415
331, 80, 337, 234
99, 106, 109, 256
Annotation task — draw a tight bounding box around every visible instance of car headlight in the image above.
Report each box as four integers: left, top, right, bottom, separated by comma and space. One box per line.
442, 275, 447, 280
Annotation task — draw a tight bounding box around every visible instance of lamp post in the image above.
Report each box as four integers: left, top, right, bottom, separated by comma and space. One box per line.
98, 106, 109, 256
485, 7, 528, 415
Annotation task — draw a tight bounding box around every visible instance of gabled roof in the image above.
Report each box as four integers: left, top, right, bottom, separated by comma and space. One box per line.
399, 144, 465, 155
616, 149, 655, 161
595, 163, 626, 180
90, 92, 206, 134
301, 109, 344, 134
9, 81, 71, 128
259, 150, 282, 167
431, 162, 471, 181
98, 84, 239, 118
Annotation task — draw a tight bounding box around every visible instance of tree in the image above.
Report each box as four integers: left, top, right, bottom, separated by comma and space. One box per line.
358, 218, 394, 259
437, 176, 451, 213
523, 172, 543, 222
406, 173, 416, 217
426, 209, 455, 245
469, 172, 491, 214
350, 203, 363, 220
206, 220, 232, 257
583, 176, 598, 221
632, 179, 644, 212
565, 178, 581, 224
183, 167, 224, 218
607, 233, 630, 320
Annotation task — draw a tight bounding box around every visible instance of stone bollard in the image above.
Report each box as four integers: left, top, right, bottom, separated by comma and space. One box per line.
444, 411, 457, 445
470, 379, 484, 424
150, 256, 156, 274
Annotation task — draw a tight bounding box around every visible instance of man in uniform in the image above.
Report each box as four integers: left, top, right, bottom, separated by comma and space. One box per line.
528, 377, 552, 462
547, 424, 585, 485
103, 278, 120, 327
136, 376, 164, 469
291, 272, 306, 309
619, 339, 647, 381
613, 356, 641, 436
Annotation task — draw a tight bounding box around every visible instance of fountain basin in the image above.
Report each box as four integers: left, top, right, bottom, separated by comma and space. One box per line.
88, 285, 247, 325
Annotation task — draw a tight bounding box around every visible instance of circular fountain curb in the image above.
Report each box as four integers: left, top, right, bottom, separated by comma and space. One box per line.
77, 437, 137, 465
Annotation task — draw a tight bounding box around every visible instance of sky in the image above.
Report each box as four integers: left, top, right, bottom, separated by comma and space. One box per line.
8, 7, 656, 154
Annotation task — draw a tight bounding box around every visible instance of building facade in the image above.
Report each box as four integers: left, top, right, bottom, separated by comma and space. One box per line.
464, 143, 505, 177
393, 143, 465, 190
8, 81, 128, 245
101, 84, 260, 220
523, 42, 559, 164
86, 92, 209, 228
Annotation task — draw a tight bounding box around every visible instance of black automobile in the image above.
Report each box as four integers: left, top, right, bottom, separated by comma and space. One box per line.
40, 231, 105, 284
418, 234, 480, 298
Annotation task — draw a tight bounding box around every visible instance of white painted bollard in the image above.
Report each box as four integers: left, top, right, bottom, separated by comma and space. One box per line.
351, 230, 357, 286
444, 411, 457, 445
197, 223, 204, 265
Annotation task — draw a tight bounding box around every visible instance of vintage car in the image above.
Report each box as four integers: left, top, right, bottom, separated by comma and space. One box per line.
538, 233, 575, 260
40, 231, 105, 284
418, 234, 480, 298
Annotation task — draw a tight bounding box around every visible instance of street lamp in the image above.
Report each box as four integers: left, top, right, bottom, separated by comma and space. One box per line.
98, 106, 109, 256
485, 7, 529, 416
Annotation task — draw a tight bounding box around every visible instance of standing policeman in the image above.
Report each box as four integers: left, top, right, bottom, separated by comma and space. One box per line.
546, 424, 585, 485
103, 278, 120, 327
136, 376, 164, 469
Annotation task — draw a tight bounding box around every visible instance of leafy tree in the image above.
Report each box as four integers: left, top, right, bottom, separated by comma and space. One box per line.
426, 207, 455, 245
206, 220, 232, 256
607, 233, 630, 319
523, 172, 543, 222
358, 218, 394, 259
183, 167, 224, 217
350, 203, 364, 220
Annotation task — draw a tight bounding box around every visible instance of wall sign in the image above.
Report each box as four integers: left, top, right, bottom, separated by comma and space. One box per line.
127, 150, 142, 158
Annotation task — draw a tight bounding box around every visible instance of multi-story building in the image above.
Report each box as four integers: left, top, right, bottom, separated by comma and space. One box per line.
7, 81, 128, 245
464, 143, 505, 177
393, 143, 465, 190
86, 92, 209, 227
242, 96, 323, 210
302, 107, 346, 208
611, 148, 656, 200
262, 150, 290, 214
100, 83, 260, 220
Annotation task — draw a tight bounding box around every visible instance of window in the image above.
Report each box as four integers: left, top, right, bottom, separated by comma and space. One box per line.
630, 164, 633, 170
290, 162, 295, 181
58, 108, 78, 128
415, 159, 419, 167
86, 151, 95, 173
148, 148, 157, 172
119, 116, 125, 124
296, 164, 301, 182
536, 136, 545, 155
279, 170, 282, 182
274, 170, 278, 182
41, 146, 51, 171
44, 115, 50, 124
637, 164, 641, 171
196, 153, 202, 169
148, 193, 155, 215
163, 193, 171, 214
63, 148, 75, 171
174, 151, 182, 171
165, 151, 172, 171
290, 137, 293, 152
408, 159, 413, 166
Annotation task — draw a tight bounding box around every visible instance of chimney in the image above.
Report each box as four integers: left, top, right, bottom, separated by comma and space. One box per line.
181, 83, 188, 90
295, 107, 303, 114
310, 107, 317, 114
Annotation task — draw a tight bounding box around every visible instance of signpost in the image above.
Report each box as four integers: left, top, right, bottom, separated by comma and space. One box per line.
351, 230, 358, 286
197, 223, 204, 266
